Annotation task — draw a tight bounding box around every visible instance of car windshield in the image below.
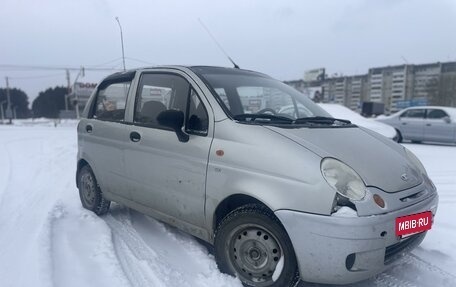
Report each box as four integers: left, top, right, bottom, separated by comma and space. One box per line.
196, 69, 332, 123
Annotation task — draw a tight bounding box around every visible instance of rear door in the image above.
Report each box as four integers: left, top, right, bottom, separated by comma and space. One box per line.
123, 71, 213, 228
398, 108, 425, 141
424, 109, 454, 143
78, 73, 134, 200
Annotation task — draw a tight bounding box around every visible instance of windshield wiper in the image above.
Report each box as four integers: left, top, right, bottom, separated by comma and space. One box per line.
294, 116, 351, 125
233, 113, 293, 123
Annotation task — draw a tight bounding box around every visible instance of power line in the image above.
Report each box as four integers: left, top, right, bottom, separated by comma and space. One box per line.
86, 57, 123, 68
125, 57, 156, 66
8, 72, 66, 80
0, 64, 121, 71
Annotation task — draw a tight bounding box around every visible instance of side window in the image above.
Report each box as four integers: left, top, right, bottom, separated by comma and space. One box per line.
134, 73, 209, 136
135, 74, 189, 125
187, 89, 209, 135
401, 109, 425, 119
93, 82, 131, 121
427, 109, 448, 119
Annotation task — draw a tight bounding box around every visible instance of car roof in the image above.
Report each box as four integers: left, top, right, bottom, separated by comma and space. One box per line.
101, 65, 272, 86
188, 66, 271, 78
113, 65, 272, 78
403, 106, 456, 118
405, 106, 456, 110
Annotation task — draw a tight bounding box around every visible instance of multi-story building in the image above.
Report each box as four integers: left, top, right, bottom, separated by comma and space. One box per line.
285, 61, 456, 115
348, 75, 368, 111
366, 65, 411, 114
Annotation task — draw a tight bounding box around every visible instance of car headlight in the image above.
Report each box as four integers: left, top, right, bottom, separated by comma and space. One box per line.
321, 158, 366, 201
404, 147, 427, 175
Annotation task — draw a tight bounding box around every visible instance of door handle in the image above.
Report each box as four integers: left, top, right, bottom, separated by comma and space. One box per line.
401, 122, 407, 125
130, 131, 141, 142
86, 125, 93, 133
426, 123, 432, 126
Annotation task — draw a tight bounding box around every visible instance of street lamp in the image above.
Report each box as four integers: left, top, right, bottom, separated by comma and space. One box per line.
115, 17, 126, 71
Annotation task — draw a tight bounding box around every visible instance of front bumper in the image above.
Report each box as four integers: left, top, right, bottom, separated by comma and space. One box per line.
275, 192, 438, 285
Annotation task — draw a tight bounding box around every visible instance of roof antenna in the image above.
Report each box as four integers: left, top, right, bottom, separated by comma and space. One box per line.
198, 18, 240, 69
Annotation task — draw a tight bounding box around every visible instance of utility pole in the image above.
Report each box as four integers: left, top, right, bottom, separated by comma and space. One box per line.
0, 100, 6, 124
65, 69, 70, 111
73, 66, 84, 119
115, 17, 126, 71
5, 77, 12, 124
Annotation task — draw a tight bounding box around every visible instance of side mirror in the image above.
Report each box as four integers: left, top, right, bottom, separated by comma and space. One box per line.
444, 116, 451, 124
157, 109, 189, 142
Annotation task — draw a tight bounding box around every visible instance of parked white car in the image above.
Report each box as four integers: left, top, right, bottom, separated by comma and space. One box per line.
376, 106, 456, 144
318, 103, 399, 141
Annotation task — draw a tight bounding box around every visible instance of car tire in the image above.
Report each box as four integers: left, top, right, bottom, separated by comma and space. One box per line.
214, 204, 299, 287
78, 165, 111, 215
395, 129, 403, 143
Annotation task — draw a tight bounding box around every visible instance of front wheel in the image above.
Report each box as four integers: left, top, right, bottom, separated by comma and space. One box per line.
394, 129, 403, 143
214, 204, 299, 287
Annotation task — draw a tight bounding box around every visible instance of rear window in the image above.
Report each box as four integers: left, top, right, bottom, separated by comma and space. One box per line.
427, 109, 448, 119
92, 82, 131, 121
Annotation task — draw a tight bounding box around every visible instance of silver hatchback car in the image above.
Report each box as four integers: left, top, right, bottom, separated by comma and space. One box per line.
77, 66, 438, 287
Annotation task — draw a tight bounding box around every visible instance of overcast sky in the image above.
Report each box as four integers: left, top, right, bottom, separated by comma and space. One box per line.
1, 0, 456, 103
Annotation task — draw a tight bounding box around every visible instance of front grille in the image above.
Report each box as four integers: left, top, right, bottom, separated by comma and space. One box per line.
384, 232, 425, 264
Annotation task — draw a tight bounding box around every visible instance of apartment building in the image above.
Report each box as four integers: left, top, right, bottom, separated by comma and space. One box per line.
285, 61, 456, 115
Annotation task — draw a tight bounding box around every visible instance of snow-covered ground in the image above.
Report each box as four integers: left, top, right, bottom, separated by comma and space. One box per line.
1, 122, 456, 287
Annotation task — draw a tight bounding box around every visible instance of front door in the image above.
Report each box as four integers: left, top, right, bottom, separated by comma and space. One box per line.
124, 72, 213, 228
398, 108, 425, 141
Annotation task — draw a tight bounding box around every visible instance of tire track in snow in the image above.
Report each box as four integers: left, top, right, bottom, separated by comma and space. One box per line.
373, 272, 417, 287
104, 206, 242, 287
0, 137, 41, 208
50, 204, 131, 287
369, 253, 456, 287
402, 253, 456, 282
0, 135, 63, 287
104, 211, 185, 287
0, 139, 12, 206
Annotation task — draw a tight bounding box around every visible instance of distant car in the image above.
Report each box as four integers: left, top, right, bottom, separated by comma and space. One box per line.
376, 106, 456, 144
317, 104, 399, 141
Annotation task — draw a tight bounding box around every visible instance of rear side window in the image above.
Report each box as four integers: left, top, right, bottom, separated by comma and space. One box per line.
401, 109, 425, 118
427, 109, 448, 119
93, 82, 131, 121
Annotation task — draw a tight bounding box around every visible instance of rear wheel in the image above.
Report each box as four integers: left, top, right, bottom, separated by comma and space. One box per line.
214, 204, 299, 287
78, 165, 111, 215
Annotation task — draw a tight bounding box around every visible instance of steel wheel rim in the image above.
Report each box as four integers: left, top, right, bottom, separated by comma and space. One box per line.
227, 223, 283, 286
81, 173, 96, 207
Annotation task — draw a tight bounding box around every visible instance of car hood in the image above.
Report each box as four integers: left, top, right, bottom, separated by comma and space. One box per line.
266, 125, 422, 193
352, 119, 397, 139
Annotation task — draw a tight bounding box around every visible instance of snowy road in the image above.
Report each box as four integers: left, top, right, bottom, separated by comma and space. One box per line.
1, 123, 456, 287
